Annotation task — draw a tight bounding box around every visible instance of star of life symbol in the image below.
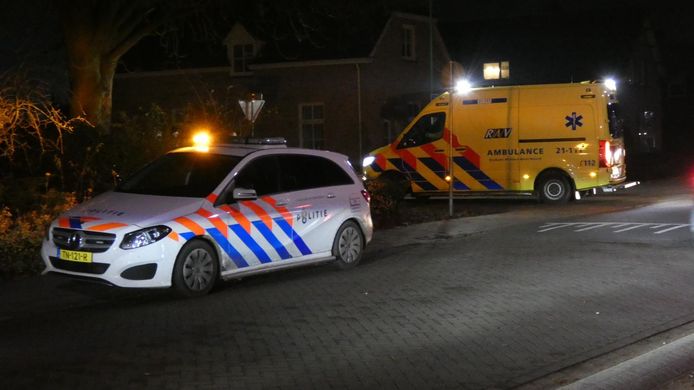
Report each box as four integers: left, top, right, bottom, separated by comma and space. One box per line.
565, 112, 583, 130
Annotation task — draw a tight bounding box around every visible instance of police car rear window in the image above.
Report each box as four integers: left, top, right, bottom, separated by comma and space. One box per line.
116, 152, 241, 197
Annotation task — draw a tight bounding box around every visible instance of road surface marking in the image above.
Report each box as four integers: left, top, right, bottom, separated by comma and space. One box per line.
538, 223, 575, 232
614, 223, 649, 233
654, 224, 689, 234
538, 222, 692, 235
575, 223, 609, 232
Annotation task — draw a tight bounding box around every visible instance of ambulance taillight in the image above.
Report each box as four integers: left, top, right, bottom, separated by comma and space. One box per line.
599, 140, 613, 168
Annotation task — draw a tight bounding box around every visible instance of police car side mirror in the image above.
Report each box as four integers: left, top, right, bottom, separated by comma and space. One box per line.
233, 187, 257, 200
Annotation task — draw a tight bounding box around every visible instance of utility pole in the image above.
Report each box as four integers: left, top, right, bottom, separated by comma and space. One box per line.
448, 61, 454, 217
429, 0, 433, 99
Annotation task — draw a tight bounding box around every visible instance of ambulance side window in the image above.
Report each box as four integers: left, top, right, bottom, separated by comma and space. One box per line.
234, 156, 280, 197
397, 112, 446, 149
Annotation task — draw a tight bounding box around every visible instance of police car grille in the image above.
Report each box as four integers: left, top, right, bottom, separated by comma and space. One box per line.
49, 257, 110, 274
52, 228, 116, 253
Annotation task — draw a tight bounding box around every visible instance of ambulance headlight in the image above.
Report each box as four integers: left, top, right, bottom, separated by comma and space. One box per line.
362, 156, 375, 168
120, 226, 172, 250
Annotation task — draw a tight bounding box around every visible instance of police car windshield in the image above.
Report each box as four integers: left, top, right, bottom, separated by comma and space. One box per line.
116, 152, 241, 197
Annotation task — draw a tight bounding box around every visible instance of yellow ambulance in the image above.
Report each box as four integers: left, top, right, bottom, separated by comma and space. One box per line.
362, 81, 628, 203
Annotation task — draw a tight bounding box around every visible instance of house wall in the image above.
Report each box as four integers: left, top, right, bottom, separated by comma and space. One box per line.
112, 13, 452, 166
114, 69, 236, 113
360, 14, 451, 155
251, 64, 360, 157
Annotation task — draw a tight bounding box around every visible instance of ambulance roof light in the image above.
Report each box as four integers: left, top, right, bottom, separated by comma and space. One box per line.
455, 79, 472, 94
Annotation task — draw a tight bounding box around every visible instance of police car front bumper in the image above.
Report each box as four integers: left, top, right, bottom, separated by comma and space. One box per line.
40, 237, 180, 289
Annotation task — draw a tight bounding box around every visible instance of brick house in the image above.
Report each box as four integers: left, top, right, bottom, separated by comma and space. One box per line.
113, 12, 451, 164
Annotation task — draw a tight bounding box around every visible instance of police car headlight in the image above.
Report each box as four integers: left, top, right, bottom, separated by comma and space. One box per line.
362, 156, 375, 168
120, 226, 172, 250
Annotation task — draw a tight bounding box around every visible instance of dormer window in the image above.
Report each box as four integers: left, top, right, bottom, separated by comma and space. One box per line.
224, 23, 262, 76
233, 44, 254, 73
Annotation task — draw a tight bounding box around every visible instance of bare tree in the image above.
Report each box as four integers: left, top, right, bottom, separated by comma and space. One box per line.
55, 0, 199, 132
0, 70, 83, 161
54, 0, 421, 132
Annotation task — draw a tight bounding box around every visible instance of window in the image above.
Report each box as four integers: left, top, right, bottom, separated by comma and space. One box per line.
300, 104, 325, 149
483, 61, 510, 80
234, 156, 280, 197
397, 112, 446, 149
402, 25, 415, 60
232, 44, 254, 73
117, 153, 241, 198
278, 155, 353, 192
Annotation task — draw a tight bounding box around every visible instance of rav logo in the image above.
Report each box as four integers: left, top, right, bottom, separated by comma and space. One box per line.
484, 128, 512, 139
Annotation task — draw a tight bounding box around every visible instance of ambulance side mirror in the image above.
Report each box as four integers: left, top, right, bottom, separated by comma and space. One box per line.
233, 187, 257, 201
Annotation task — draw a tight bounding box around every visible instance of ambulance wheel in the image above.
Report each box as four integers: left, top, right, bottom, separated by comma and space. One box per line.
538, 173, 571, 203
333, 221, 364, 269
172, 240, 219, 298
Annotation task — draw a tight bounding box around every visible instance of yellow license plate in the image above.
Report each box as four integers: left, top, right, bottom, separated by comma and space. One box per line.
59, 249, 93, 263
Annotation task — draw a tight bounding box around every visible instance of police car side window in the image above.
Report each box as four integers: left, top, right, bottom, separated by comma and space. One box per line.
234, 156, 280, 197
397, 112, 446, 149
278, 155, 353, 192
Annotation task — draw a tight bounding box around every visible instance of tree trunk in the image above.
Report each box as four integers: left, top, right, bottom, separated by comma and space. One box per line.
66, 41, 117, 132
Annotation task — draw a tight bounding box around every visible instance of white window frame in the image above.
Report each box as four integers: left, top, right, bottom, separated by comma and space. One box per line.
231, 43, 254, 74
299, 103, 325, 149
402, 25, 416, 60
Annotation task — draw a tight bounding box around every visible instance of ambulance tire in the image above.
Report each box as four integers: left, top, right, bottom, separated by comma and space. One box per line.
538, 173, 571, 203
172, 240, 219, 298
333, 220, 364, 270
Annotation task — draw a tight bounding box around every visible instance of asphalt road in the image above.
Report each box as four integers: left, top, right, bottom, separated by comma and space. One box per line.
1, 177, 692, 389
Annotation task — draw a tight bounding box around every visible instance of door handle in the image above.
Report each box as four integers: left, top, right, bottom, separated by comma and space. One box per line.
327, 194, 336, 199
434, 149, 445, 153
275, 202, 287, 206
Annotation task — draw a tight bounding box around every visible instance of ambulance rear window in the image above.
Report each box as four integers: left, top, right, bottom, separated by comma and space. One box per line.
116, 152, 241, 197
608, 103, 624, 138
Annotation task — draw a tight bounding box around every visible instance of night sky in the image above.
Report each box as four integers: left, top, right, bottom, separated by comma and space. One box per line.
1, 1, 692, 101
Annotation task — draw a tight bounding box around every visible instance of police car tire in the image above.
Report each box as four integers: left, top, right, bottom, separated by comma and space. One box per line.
538, 173, 571, 203
172, 240, 219, 298
333, 221, 364, 269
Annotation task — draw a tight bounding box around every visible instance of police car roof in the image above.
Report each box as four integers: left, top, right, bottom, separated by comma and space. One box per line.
171, 137, 288, 157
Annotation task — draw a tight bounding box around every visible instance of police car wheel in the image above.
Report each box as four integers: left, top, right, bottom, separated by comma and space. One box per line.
538, 174, 570, 203
172, 240, 219, 298
333, 221, 364, 269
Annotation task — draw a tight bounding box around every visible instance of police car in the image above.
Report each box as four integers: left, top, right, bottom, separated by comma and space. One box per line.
41, 137, 373, 297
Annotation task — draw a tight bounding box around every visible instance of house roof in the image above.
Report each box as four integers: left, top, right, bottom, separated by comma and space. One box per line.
118, 11, 444, 73
240, 12, 438, 65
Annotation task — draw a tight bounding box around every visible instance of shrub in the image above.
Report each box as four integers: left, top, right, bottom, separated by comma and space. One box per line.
0, 190, 75, 279
366, 178, 401, 227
